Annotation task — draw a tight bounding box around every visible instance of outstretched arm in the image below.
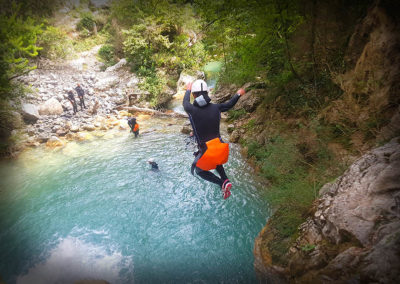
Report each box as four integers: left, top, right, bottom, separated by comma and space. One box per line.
218, 88, 245, 112
183, 83, 193, 113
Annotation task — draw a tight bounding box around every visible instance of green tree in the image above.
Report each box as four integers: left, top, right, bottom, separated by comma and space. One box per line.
0, 4, 43, 97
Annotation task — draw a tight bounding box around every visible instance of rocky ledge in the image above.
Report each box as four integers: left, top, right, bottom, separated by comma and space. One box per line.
254, 137, 400, 283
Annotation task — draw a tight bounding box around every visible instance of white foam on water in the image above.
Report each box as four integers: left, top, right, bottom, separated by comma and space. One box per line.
17, 236, 132, 284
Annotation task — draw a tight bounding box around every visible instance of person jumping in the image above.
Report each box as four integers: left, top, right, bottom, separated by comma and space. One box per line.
183, 79, 245, 199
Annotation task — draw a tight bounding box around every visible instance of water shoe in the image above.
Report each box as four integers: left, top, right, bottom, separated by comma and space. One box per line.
222, 179, 232, 199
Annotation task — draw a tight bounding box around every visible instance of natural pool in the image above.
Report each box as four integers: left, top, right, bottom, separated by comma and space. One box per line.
0, 117, 269, 283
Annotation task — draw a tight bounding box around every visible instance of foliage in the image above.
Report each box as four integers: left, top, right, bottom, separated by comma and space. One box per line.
138, 73, 168, 107
37, 25, 73, 59
227, 109, 247, 121
77, 12, 96, 37
301, 244, 316, 252
244, 132, 342, 264
0, 0, 60, 17
0, 4, 42, 97
109, 0, 206, 104
98, 44, 116, 67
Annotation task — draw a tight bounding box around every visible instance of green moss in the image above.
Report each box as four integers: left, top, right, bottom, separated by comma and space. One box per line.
227, 109, 247, 121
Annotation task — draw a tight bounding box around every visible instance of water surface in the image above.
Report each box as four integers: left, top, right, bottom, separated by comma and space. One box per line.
0, 117, 269, 283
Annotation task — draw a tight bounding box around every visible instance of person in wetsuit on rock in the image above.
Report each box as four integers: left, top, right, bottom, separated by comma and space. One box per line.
183, 79, 245, 199
74, 83, 86, 110
67, 90, 78, 115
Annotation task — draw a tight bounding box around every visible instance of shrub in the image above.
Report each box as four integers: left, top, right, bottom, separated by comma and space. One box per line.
38, 26, 73, 59
98, 44, 116, 67
77, 12, 95, 31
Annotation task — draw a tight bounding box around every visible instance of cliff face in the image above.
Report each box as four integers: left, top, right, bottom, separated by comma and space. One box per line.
252, 1, 400, 282
287, 137, 400, 282
255, 137, 400, 283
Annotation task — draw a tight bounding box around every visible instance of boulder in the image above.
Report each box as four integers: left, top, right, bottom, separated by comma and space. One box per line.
37, 134, 50, 143
181, 123, 192, 134
70, 125, 80, 132
177, 72, 196, 91
38, 98, 64, 115
46, 136, 65, 147
211, 84, 238, 103
56, 128, 69, 136
21, 103, 40, 123
94, 75, 120, 91
233, 89, 262, 113
126, 76, 139, 88
105, 58, 127, 72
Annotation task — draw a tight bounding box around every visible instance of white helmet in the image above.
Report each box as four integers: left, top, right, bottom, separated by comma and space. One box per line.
191, 79, 208, 93
147, 158, 155, 163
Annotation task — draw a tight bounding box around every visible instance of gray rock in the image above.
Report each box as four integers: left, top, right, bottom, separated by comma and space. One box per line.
105, 58, 127, 72
82, 124, 95, 131
229, 130, 241, 143
181, 124, 192, 134
21, 103, 40, 123
94, 75, 120, 91
233, 89, 262, 113
38, 98, 64, 115
37, 134, 50, 143
70, 125, 80, 132
283, 137, 400, 282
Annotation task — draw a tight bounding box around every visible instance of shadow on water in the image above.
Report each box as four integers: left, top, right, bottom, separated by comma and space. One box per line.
0, 117, 269, 284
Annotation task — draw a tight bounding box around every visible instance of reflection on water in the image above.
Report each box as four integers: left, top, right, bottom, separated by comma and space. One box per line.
0, 117, 269, 284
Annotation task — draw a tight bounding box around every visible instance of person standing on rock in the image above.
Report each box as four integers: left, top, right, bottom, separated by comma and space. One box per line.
67, 90, 78, 115
128, 117, 139, 138
183, 79, 245, 199
74, 83, 86, 110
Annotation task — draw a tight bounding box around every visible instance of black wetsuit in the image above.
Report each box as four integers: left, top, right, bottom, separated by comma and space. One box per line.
75, 85, 86, 110
183, 90, 240, 187
149, 161, 159, 171
128, 118, 139, 138
68, 91, 78, 114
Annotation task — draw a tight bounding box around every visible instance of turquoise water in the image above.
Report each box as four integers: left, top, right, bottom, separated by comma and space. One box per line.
0, 117, 269, 283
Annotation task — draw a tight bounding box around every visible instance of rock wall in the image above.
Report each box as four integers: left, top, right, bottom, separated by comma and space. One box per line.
252, 1, 400, 282
254, 137, 400, 283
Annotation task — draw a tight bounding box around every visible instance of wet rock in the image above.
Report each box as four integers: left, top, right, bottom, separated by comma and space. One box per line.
46, 136, 65, 147
82, 124, 95, 131
181, 123, 192, 134
38, 98, 64, 115
56, 128, 69, 136
21, 103, 40, 123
